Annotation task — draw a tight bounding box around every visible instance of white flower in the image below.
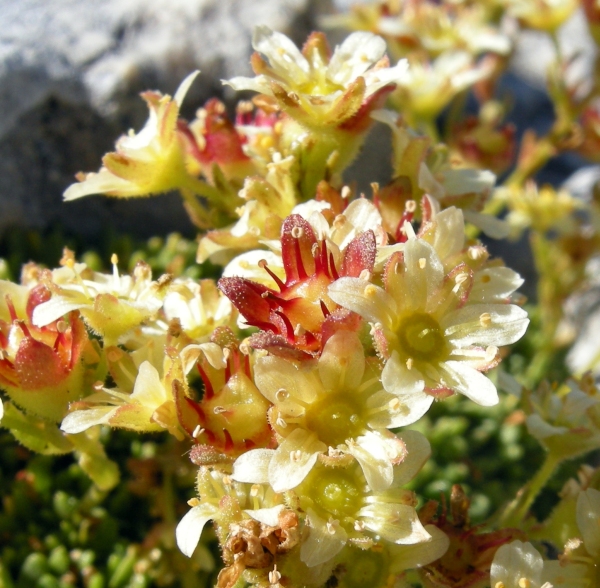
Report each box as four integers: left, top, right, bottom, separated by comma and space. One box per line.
226, 27, 407, 128
231, 331, 431, 492
490, 540, 553, 588
328, 228, 528, 417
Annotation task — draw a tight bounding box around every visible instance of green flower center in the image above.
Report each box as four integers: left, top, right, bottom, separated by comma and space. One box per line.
309, 469, 361, 520
398, 312, 446, 363
305, 392, 365, 447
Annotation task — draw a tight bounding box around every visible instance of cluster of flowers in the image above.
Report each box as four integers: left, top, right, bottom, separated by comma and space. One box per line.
3, 0, 600, 586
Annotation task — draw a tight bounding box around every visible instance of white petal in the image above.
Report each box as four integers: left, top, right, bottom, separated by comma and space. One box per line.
490, 541, 544, 588
442, 361, 498, 406
32, 296, 86, 327
388, 525, 450, 572
245, 505, 285, 527
463, 210, 510, 239
443, 303, 529, 347
358, 503, 430, 545
526, 414, 567, 441
470, 267, 524, 303
130, 361, 166, 407
268, 429, 326, 492
61, 407, 115, 434
576, 488, 600, 558
441, 168, 495, 197
393, 430, 431, 487
381, 353, 433, 426
346, 433, 394, 492
176, 504, 217, 557
301, 509, 347, 567
431, 207, 465, 259
254, 355, 320, 408
402, 239, 444, 307
328, 32, 386, 85
174, 70, 200, 106
232, 449, 274, 484
328, 277, 397, 326
252, 26, 309, 81
223, 75, 272, 95
318, 331, 365, 393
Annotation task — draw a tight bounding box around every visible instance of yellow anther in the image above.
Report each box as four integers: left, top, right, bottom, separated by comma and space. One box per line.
56, 320, 68, 333
418, 258, 427, 269
192, 425, 204, 439
222, 475, 232, 486
341, 186, 351, 199
269, 567, 281, 585
406, 358, 414, 370
364, 284, 379, 298
250, 484, 260, 497
388, 398, 401, 411
405, 199, 417, 212
291, 226, 303, 239
518, 579, 531, 588
111, 253, 119, 265
290, 450, 303, 462
480, 312, 492, 327
187, 497, 200, 507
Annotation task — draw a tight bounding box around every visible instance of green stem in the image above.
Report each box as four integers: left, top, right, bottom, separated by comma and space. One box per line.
499, 452, 561, 528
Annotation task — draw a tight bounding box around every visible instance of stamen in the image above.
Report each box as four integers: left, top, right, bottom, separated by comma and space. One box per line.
250, 484, 260, 497
258, 259, 285, 291
485, 346, 498, 361
405, 200, 417, 213
479, 312, 492, 327
468, 245, 487, 260
222, 475, 232, 486
187, 498, 200, 507
403, 220, 416, 239
111, 253, 120, 290
269, 567, 281, 585
341, 186, 351, 199
291, 226, 303, 239
326, 519, 340, 535
359, 269, 371, 281
418, 258, 427, 269
290, 449, 303, 463
364, 284, 378, 298
388, 398, 401, 412
192, 425, 204, 439
406, 358, 414, 370
518, 579, 530, 588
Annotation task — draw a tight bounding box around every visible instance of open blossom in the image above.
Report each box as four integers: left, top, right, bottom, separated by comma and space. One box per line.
231, 331, 431, 492
64, 72, 200, 201
328, 213, 528, 419
219, 212, 376, 356
525, 374, 600, 461
32, 255, 170, 347
325, 0, 511, 59
390, 52, 493, 124
60, 341, 223, 440
226, 26, 407, 129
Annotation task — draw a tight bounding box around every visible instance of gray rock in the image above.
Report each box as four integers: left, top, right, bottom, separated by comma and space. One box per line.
0, 0, 323, 243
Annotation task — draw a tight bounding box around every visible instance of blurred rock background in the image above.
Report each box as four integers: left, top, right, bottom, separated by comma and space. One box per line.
0, 0, 595, 255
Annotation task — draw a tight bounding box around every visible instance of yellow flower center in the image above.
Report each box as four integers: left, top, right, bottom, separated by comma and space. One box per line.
305, 392, 365, 447
310, 468, 361, 520
398, 312, 446, 363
